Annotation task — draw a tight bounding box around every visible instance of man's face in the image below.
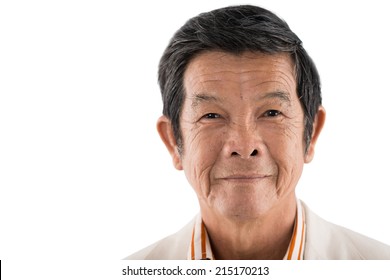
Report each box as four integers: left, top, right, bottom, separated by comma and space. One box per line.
164, 51, 318, 221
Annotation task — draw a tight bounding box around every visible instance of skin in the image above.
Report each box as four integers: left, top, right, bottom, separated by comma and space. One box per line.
157, 51, 326, 259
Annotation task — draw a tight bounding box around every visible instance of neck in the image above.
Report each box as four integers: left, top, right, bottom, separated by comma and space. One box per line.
201, 196, 297, 260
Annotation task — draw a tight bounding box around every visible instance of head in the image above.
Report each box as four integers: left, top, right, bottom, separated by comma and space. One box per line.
159, 5, 322, 154
157, 5, 325, 221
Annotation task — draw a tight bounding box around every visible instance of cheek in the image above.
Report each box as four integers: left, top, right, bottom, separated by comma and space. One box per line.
182, 129, 222, 196
264, 123, 305, 191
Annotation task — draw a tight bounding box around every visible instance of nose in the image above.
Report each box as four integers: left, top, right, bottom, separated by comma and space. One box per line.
223, 124, 262, 159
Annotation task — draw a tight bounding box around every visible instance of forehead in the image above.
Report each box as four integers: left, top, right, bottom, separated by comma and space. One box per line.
183, 51, 297, 100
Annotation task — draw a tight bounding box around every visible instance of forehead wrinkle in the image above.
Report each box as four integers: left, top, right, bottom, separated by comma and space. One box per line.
245, 68, 295, 86
249, 78, 292, 103
276, 70, 296, 90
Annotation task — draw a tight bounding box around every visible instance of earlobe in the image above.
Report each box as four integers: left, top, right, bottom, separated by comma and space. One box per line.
156, 116, 183, 170
304, 106, 326, 163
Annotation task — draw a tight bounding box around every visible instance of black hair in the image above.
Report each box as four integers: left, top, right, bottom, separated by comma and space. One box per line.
158, 5, 322, 153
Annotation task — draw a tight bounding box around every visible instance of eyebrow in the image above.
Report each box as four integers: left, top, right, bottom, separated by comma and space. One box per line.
259, 91, 291, 104
190, 93, 222, 109
190, 91, 291, 108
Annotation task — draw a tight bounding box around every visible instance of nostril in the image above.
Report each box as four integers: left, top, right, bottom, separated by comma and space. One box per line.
250, 149, 258, 156
231, 152, 239, 156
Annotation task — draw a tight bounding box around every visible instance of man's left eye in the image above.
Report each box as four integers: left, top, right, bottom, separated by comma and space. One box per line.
263, 110, 281, 117
203, 113, 221, 119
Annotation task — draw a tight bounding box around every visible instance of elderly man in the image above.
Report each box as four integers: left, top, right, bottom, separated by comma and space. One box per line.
126, 5, 390, 259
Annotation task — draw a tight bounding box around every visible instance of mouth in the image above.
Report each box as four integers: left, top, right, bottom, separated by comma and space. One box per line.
221, 174, 271, 181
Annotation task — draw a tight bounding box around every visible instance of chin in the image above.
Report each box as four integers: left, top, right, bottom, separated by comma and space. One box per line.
206, 187, 279, 220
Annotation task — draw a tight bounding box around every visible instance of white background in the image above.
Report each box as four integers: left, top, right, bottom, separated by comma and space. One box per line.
1, 0, 389, 278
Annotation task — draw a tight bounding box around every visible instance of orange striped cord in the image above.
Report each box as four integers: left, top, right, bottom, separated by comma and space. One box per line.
201, 222, 207, 259
287, 216, 298, 260
190, 226, 195, 260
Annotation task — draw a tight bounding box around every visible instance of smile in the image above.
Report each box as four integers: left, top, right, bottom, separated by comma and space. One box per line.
222, 175, 270, 181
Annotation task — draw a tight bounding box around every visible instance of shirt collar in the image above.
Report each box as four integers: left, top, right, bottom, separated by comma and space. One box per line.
187, 199, 306, 260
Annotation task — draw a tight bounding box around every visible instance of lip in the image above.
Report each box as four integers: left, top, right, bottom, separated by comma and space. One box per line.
221, 174, 270, 180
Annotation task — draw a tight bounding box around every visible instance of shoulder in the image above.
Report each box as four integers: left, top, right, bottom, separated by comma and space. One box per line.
302, 202, 390, 259
123, 217, 196, 260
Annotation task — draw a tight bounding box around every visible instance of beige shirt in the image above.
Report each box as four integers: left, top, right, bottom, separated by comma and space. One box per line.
126, 201, 390, 260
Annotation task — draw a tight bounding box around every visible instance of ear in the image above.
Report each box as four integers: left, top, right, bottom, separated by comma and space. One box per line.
156, 115, 183, 170
304, 106, 326, 163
